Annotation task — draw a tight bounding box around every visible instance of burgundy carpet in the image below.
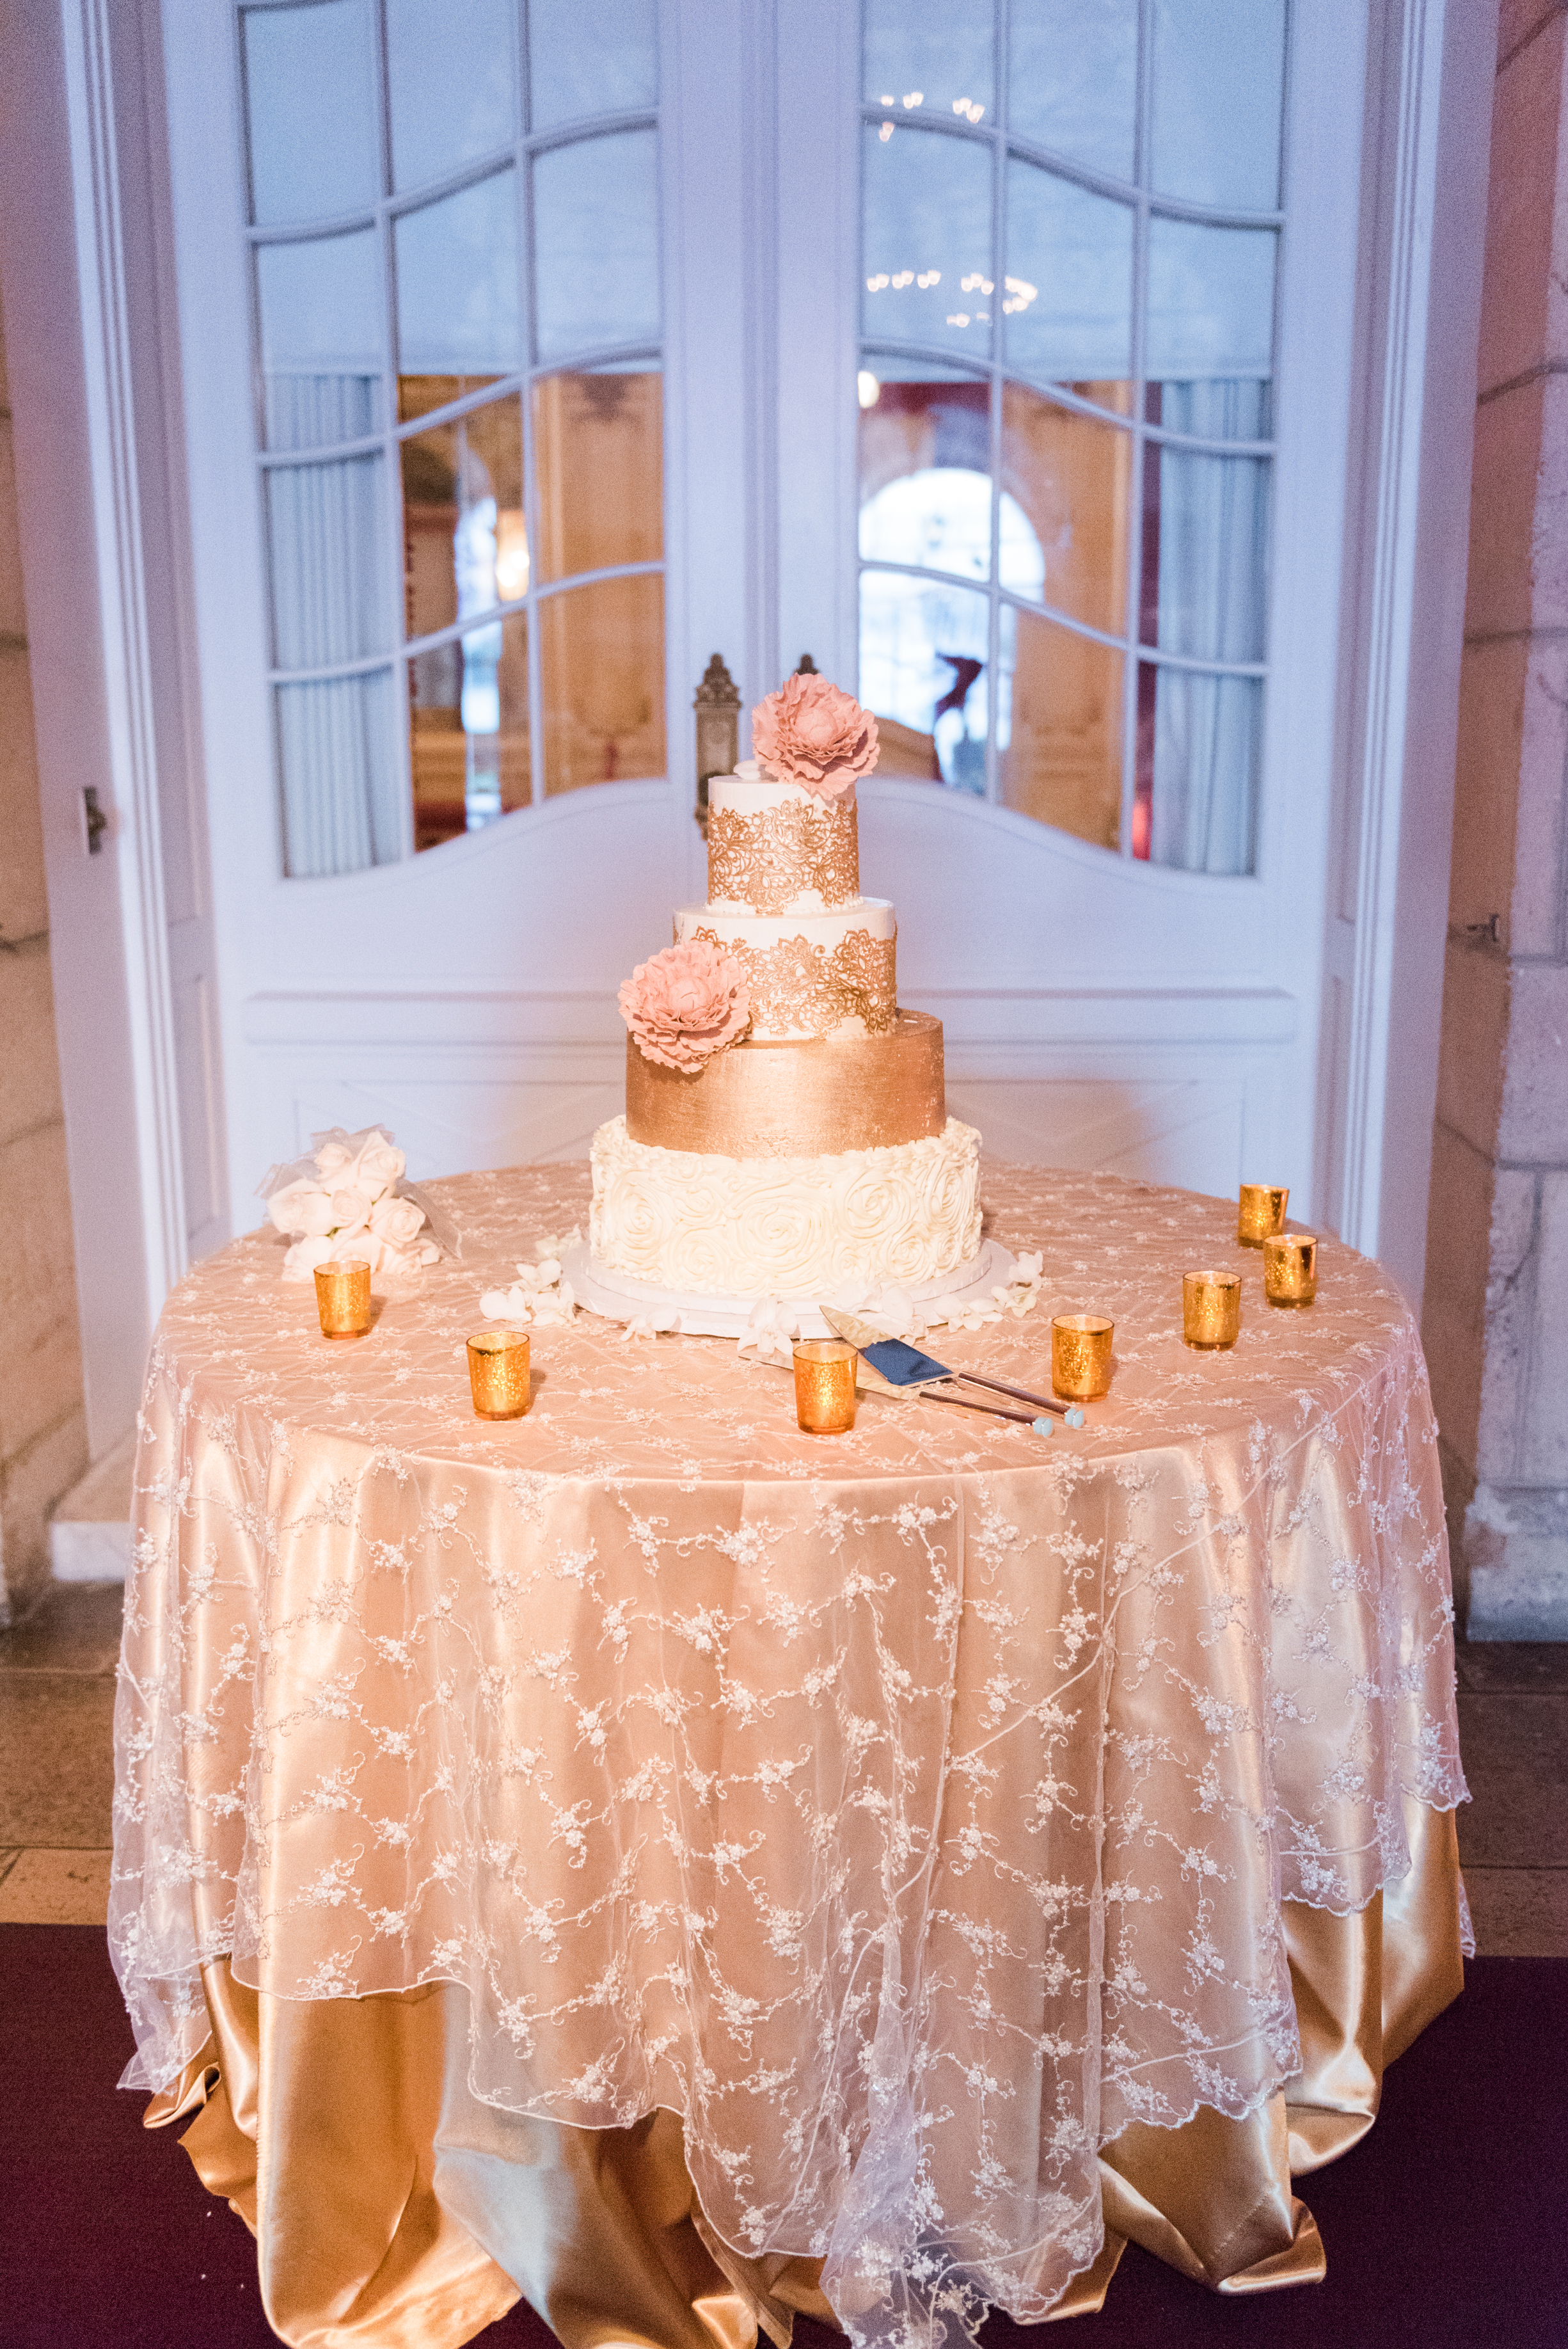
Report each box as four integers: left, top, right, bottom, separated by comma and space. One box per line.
3, 1927, 1562, 2349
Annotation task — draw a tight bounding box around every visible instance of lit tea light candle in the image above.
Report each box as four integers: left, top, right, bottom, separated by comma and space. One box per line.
1263, 1232, 1318, 1307
1237, 1184, 1288, 1247
1051, 1314, 1114, 1401
313, 1259, 372, 1340
467, 1330, 531, 1420
1184, 1270, 1241, 1349
793, 1339, 858, 1433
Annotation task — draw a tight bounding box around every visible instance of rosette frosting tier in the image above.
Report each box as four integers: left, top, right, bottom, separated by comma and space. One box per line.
590, 1115, 982, 1299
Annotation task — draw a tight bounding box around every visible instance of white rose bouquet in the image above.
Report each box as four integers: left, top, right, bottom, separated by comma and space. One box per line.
258, 1126, 442, 1283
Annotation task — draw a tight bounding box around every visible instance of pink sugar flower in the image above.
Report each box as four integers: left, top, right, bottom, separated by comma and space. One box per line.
619, 938, 752, 1072
751, 674, 879, 800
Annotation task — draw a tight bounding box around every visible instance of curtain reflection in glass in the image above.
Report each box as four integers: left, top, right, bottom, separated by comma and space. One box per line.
541, 576, 664, 794
386, 0, 516, 191
1000, 613, 1123, 846
267, 456, 392, 667
532, 372, 662, 583
277, 669, 400, 875
859, 571, 1006, 792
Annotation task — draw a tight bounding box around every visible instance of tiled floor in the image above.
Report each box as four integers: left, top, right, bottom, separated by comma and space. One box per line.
1, 1582, 1565, 1950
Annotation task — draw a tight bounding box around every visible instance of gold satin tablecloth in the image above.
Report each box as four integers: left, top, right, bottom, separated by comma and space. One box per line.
111, 1164, 1469, 2347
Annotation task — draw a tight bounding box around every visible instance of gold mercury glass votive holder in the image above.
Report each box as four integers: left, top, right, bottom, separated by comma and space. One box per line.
467, 1329, 531, 1420
1051, 1314, 1114, 1402
1237, 1183, 1289, 1247
313, 1258, 372, 1340
793, 1339, 859, 1434
1263, 1232, 1319, 1307
1184, 1270, 1242, 1349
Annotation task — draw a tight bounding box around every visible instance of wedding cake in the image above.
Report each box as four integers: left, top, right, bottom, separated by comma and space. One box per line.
586, 676, 983, 1303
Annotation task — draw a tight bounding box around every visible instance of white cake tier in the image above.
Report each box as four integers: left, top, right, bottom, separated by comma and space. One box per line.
674, 901, 896, 1038
707, 767, 860, 916
589, 1113, 982, 1299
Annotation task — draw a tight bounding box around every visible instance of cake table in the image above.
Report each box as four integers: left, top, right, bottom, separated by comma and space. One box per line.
111, 1160, 1468, 2348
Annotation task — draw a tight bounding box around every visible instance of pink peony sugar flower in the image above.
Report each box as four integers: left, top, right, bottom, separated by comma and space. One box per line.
750, 674, 880, 800
619, 938, 752, 1072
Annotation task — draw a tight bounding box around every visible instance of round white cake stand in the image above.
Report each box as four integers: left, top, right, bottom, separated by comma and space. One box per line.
561, 1236, 1019, 1341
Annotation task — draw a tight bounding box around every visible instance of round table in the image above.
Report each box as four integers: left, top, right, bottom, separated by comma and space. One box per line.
112, 1161, 1468, 2349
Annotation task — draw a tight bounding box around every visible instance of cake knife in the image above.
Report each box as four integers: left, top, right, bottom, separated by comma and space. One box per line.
819, 1309, 1086, 1428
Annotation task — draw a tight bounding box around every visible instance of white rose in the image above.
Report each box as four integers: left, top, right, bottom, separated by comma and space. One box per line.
283, 1234, 335, 1280
352, 1133, 406, 1192
329, 1184, 376, 1231
369, 1193, 427, 1248
313, 1140, 355, 1179
269, 1179, 334, 1238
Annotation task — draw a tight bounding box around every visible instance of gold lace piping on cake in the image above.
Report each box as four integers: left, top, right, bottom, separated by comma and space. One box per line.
707, 799, 859, 912
693, 924, 896, 1035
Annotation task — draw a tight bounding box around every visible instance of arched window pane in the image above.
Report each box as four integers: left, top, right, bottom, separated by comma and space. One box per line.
243, 1, 379, 227
862, 0, 995, 123
528, 0, 657, 132
412, 611, 531, 847
395, 171, 523, 375
859, 571, 1001, 793
541, 575, 665, 794
1008, 0, 1136, 182
386, 0, 518, 193
257, 233, 383, 449
1001, 612, 1123, 845
400, 394, 526, 642
1150, 0, 1286, 211
1146, 219, 1276, 386
1002, 383, 1130, 635
863, 124, 994, 360
1005, 164, 1134, 394
532, 133, 661, 363
532, 370, 663, 583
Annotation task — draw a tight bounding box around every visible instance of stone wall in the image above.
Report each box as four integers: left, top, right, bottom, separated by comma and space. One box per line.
0, 285, 88, 1621
1424, 1, 1568, 1637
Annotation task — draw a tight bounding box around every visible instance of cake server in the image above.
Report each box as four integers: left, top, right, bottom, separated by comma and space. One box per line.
820, 1309, 1086, 1428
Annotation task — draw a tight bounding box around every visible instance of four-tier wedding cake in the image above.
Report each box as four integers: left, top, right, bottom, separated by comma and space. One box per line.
585, 676, 983, 1305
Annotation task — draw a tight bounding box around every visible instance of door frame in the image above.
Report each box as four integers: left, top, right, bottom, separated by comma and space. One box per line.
0, 0, 1497, 1445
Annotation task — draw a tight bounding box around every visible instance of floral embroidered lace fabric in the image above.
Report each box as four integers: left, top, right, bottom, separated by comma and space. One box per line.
111, 1163, 1466, 2339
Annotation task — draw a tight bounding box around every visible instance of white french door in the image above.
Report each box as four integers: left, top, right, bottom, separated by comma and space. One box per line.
157, 0, 1367, 1232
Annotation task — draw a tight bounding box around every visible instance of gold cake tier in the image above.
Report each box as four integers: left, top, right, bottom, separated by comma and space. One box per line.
624, 1010, 946, 1159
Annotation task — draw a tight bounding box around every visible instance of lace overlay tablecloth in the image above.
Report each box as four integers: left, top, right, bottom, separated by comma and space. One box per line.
111, 1163, 1466, 2336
